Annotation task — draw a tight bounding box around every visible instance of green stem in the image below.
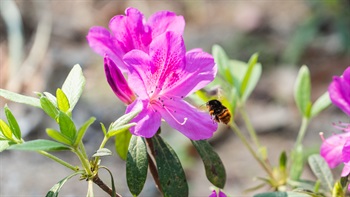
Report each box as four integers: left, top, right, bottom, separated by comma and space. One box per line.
74, 148, 93, 176
229, 122, 274, 178
239, 105, 261, 149
295, 117, 310, 148
92, 135, 109, 167
38, 150, 78, 171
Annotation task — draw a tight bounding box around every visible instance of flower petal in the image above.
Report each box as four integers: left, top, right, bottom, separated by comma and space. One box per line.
109, 7, 151, 53
126, 99, 162, 138
147, 10, 185, 38
104, 56, 135, 104
86, 26, 127, 71
157, 99, 217, 140
342, 140, 350, 163
341, 162, 350, 177
321, 132, 350, 168
329, 67, 350, 116
165, 49, 217, 97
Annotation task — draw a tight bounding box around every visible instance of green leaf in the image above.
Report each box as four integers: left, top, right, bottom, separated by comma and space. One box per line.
0, 140, 10, 152
61, 64, 85, 111
279, 151, 287, 173
332, 181, 345, 197
46, 171, 82, 197
100, 123, 107, 136
107, 123, 137, 138
115, 130, 132, 161
56, 88, 70, 113
46, 128, 73, 145
191, 140, 226, 188
240, 53, 259, 98
109, 105, 142, 130
73, 117, 95, 147
212, 45, 232, 85
290, 144, 304, 180
100, 167, 117, 197
40, 96, 59, 120
43, 92, 57, 107
310, 92, 331, 118
126, 136, 148, 196
0, 119, 13, 140
0, 89, 41, 108
9, 139, 70, 151
92, 148, 112, 157
308, 154, 334, 191
58, 111, 76, 142
294, 65, 312, 118
4, 105, 21, 139
152, 135, 188, 197
254, 192, 288, 197
241, 63, 262, 102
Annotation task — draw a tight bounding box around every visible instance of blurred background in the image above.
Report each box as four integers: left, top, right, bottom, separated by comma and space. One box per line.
0, 0, 349, 196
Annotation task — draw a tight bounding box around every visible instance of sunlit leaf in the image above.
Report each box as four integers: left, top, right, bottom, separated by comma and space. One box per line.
56, 88, 70, 113
43, 92, 57, 107
0, 140, 10, 152
92, 148, 112, 157
191, 140, 226, 188
4, 105, 21, 139
0, 119, 13, 140
46, 128, 73, 145
240, 53, 259, 98
126, 136, 148, 196
9, 139, 69, 151
74, 117, 95, 147
61, 64, 85, 111
152, 135, 188, 197
310, 92, 331, 118
40, 96, 59, 120
0, 89, 41, 108
294, 65, 312, 118
58, 111, 76, 142
115, 130, 132, 161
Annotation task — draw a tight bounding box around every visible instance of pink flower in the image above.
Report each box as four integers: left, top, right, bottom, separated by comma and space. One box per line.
209, 190, 227, 197
320, 123, 350, 178
87, 7, 185, 73
328, 66, 350, 116
123, 31, 218, 140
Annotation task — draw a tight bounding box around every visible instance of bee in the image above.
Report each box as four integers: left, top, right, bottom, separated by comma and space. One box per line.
206, 99, 231, 124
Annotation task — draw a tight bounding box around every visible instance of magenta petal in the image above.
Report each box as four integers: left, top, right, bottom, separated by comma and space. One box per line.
109, 7, 151, 52
209, 190, 217, 197
343, 140, 350, 163
341, 162, 350, 177
321, 132, 350, 168
218, 191, 227, 197
148, 11, 185, 38
166, 49, 216, 96
104, 56, 135, 104
158, 99, 217, 140
329, 67, 350, 116
86, 27, 127, 71
126, 99, 162, 138
123, 50, 152, 99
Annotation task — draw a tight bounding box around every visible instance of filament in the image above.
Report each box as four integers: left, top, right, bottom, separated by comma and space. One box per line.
163, 105, 187, 125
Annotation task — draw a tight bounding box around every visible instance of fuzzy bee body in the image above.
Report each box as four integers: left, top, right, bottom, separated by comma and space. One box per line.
206, 99, 231, 124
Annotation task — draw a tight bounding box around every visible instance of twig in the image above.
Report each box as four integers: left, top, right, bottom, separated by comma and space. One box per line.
92, 173, 121, 197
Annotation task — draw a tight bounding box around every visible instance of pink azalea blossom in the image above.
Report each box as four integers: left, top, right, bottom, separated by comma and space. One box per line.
328, 66, 350, 116
87, 7, 184, 73
209, 190, 227, 197
123, 31, 218, 140
320, 123, 350, 179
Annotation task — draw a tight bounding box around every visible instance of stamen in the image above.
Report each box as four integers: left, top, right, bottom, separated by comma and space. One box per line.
319, 132, 325, 141
163, 105, 187, 125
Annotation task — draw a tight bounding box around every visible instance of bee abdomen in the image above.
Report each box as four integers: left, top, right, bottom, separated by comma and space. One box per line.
218, 109, 231, 124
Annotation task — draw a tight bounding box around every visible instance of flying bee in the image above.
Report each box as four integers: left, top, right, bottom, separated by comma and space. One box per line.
206, 99, 231, 124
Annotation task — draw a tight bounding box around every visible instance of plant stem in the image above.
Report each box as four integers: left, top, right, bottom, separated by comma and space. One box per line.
74, 148, 93, 176
38, 150, 78, 171
239, 105, 261, 149
295, 117, 310, 148
92, 173, 121, 197
145, 137, 163, 194
229, 122, 274, 178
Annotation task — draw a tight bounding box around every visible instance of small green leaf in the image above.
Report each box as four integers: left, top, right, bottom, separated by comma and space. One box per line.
56, 88, 70, 113
191, 140, 226, 188
290, 144, 304, 180
310, 92, 331, 118
9, 139, 70, 151
115, 130, 132, 161
4, 105, 21, 139
0, 119, 13, 140
152, 135, 188, 197
241, 63, 262, 102
212, 45, 233, 85
61, 64, 85, 111
100, 123, 107, 136
46, 128, 73, 145
0, 140, 10, 152
279, 151, 287, 173
0, 89, 41, 108
240, 53, 259, 98
58, 111, 76, 142
308, 154, 334, 191
126, 136, 148, 196
73, 117, 95, 147
100, 167, 117, 197
43, 92, 57, 107
294, 65, 312, 118
107, 123, 137, 138
332, 181, 345, 197
109, 105, 142, 130
40, 96, 59, 120
46, 171, 82, 197
92, 148, 112, 157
